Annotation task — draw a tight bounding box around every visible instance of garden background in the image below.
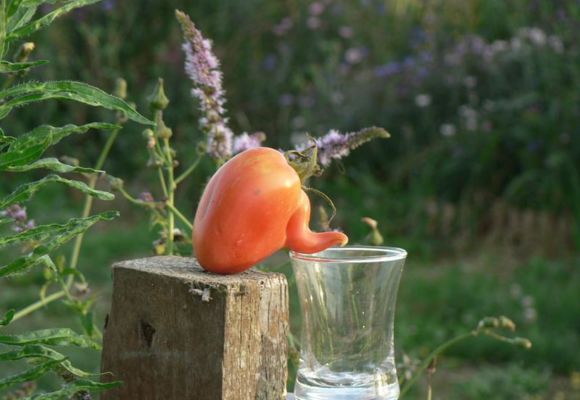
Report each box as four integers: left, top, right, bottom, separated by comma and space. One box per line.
1, 0, 579, 399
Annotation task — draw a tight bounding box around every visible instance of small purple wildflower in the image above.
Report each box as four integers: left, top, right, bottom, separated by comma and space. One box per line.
309, 2, 325, 16
273, 17, 293, 36
339, 26, 354, 39
262, 54, 278, 71
233, 132, 266, 154
177, 11, 233, 160
296, 128, 389, 167
345, 47, 368, 64
315, 130, 351, 166
139, 192, 155, 203
374, 62, 402, 78
0, 204, 36, 233
307, 16, 322, 30
101, 0, 115, 11
279, 94, 295, 107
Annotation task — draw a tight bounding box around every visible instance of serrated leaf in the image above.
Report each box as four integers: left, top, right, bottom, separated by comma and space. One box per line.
29, 379, 122, 400
0, 344, 95, 377
0, 358, 62, 390
0, 309, 15, 326
0, 81, 153, 125
7, 5, 37, 31
0, 212, 118, 277
0, 59, 48, 73
0, 213, 114, 248
5, 157, 104, 174
0, 123, 118, 170
0, 343, 66, 361
0, 175, 114, 210
6, 0, 101, 42
0, 328, 98, 348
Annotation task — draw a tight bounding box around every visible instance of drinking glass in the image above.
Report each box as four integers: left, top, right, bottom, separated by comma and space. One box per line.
290, 246, 407, 400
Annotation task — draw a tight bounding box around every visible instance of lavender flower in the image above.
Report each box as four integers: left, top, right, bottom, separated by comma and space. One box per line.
0, 204, 36, 233
139, 192, 155, 203
297, 127, 390, 167
176, 10, 233, 160
339, 26, 354, 39
233, 132, 266, 154
272, 17, 293, 36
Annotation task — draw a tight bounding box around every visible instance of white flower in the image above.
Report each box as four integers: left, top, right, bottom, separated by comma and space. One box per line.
440, 124, 457, 137
339, 26, 354, 39
415, 94, 432, 108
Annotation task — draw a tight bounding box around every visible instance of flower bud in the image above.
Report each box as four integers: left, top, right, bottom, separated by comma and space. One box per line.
148, 77, 170, 111
16, 42, 35, 62
155, 118, 173, 140
361, 217, 378, 230
108, 176, 124, 191
478, 316, 499, 329
362, 217, 384, 245
512, 337, 532, 349
114, 78, 128, 100
159, 126, 173, 140
498, 316, 516, 331
142, 129, 155, 139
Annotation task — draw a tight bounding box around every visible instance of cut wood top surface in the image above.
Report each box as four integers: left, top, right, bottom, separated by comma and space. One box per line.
114, 255, 280, 284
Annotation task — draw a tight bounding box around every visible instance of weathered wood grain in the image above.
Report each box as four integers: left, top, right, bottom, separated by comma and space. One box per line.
100, 256, 288, 400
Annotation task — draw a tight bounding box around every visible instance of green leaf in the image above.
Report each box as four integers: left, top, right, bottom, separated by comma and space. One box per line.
0, 212, 118, 277
0, 358, 62, 390
0, 343, 66, 361
1, 0, 7, 58
0, 127, 15, 146
0, 81, 153, 125
0, 309, 15, 326
0, 123, 118, 170
0, 213, 114, 249
6, 0, 101, 42
0, 344, 95, 377
29, 379, 122, 400
5, 157, 104, 173
0, 328, 98, 348
7, 5, 37, 31
0, 175, 114, 210
0, 59, 48, 73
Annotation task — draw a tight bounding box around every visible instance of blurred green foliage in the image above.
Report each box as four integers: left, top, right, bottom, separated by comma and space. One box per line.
6, 0, 578, 249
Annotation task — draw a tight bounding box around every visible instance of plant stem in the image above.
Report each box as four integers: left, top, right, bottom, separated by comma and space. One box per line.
157, 167, 169, 198
12, 290, 67, 322
163, 137, 175, 255
165, 202, 193, 231
399, 331, 476, 397
175, 154, 202, 185
66, 128, 120, 286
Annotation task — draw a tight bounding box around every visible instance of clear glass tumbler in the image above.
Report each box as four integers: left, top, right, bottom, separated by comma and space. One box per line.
290, 246, 407, 400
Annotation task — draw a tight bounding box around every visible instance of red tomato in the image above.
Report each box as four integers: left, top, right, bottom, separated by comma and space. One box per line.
193, 147, 348, 274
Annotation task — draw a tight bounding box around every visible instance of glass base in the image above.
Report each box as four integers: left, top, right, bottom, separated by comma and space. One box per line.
294, 369, 399, 400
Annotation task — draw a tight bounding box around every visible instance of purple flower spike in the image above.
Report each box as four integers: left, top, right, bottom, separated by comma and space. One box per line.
233, 132, 267, 154
177, 11, 234, 160
297, 127, 390, 167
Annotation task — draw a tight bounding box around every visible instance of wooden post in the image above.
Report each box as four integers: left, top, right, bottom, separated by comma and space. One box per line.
100, 256, 289, 400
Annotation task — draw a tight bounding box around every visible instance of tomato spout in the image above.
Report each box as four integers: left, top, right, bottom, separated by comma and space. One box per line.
285, 191, 349, 254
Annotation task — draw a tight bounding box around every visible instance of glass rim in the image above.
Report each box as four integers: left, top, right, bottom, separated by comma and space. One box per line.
289, 245, 407, 264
